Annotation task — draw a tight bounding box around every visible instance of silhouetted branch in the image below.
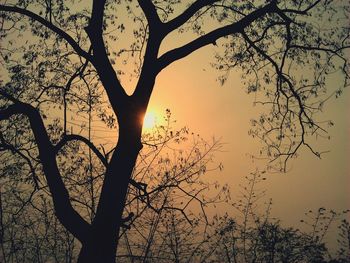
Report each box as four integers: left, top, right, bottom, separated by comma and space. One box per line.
84, 0, 128, 116
0, 5, 92, 61
138, 0, 162, 28
280, 0, 322, 15
55, 134, 108, 167
164, 0, 219, 33
0, 135, 39, 189
158, 1, 277, 70
0, 97, 91, 242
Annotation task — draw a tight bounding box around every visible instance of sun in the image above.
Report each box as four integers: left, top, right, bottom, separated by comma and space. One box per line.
143, 111, 157, 129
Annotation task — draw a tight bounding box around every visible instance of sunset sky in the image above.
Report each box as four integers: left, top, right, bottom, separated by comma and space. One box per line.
1, 0, 349, 256
143, 42, 349, 243
103, 1, 350, 249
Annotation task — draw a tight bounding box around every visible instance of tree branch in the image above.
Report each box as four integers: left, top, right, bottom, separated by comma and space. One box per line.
158, 1, 276, 70
0, 99, 91, 242
138, 0, 162, 28
131, 1, 168, 112
280, 0, 322, 15
165, 0, 219, 34
55, 134, 108, 167
85, 0, 128, 116
0, 4, 92, 61
0, 135, 40, 189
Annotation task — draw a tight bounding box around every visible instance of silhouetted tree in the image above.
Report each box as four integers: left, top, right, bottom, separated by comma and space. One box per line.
0, 1, 349, 262
201, 171, 349, 263
0, 112, 227, 262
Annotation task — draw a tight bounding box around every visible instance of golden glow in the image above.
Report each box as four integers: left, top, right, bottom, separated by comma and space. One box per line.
143, 111, 157, 129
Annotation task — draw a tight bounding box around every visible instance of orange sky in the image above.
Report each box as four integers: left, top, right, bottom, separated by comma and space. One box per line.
1, 0, 348, 254
143, 43, 349, 247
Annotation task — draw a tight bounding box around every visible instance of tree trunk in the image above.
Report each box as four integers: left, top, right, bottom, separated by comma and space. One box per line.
77, 110, 143, 263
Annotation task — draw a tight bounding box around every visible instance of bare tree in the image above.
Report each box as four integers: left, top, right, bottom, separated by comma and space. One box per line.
0, 0, 348, 262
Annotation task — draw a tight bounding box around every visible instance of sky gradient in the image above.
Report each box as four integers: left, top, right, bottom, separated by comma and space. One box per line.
144, 43, 349, 246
